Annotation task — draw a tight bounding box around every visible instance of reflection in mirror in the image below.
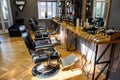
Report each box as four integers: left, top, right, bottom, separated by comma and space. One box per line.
84, 0, 110, 29
93, 0, 108, 19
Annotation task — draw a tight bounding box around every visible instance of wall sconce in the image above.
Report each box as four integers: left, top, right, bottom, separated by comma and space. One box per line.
14, 0, 26, 11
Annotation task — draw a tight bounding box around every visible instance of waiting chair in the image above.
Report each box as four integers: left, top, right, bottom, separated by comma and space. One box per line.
8, 18, 24, 37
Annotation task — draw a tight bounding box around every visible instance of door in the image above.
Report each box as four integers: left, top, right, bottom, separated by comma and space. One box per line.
0, 0, 12, 34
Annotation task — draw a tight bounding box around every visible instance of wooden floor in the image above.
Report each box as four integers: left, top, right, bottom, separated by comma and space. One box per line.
0, 33, 105, 80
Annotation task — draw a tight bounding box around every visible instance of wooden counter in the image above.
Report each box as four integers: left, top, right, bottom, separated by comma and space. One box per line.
52, 19, 120, 44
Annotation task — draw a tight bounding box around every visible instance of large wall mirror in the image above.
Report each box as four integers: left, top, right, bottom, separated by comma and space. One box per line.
83, 0, 111, 29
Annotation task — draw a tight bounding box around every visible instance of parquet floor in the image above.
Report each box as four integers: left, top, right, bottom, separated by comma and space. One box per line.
0, 33, 104, 80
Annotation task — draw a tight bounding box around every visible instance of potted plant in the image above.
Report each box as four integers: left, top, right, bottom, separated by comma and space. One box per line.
45, 11, 47, 18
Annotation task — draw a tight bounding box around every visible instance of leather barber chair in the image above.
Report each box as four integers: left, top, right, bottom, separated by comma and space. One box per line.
19, 25, 54, 49
30, 17, 59, 35
29, 18, 49, 40
29, 18, 61, 45
29, 18, 47, 32
21, 30, 60, 78
96, 18, 104, 28
88, 17, 94, 26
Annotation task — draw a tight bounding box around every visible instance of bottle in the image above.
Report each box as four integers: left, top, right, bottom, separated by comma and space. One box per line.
76, 18, 79, 27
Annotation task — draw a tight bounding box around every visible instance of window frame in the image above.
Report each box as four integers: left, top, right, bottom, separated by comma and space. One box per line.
37, 1, 57, 19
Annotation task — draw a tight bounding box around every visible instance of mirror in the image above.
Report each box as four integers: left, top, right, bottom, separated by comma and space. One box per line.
83, 0, 111, 29
14, 0, 26, 11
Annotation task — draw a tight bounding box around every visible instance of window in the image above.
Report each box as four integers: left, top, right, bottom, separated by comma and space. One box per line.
38, 1, 57, 19
93, 0, 108, 18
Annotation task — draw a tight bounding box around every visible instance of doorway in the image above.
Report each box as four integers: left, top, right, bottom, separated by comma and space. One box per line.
0, 0, 13, 34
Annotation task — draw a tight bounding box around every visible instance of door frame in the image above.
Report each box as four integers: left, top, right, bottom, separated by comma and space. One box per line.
0, 0, 13, 34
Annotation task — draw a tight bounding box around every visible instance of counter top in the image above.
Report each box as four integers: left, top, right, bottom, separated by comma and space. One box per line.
52, 19, 120, 44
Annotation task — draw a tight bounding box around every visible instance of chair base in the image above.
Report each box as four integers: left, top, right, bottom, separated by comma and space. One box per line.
32, 63, 59, 78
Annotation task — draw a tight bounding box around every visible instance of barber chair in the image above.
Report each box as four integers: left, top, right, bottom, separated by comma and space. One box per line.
29, 18, 49, 40
96, 18, 104, 28
29, 18, 61, 45
29, 17, 60, 34
29, 18, 47, 31
33, 17, 38, 25
21, 31, 60, 78
19, 25, 54, 49
88, 17, 94, 26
